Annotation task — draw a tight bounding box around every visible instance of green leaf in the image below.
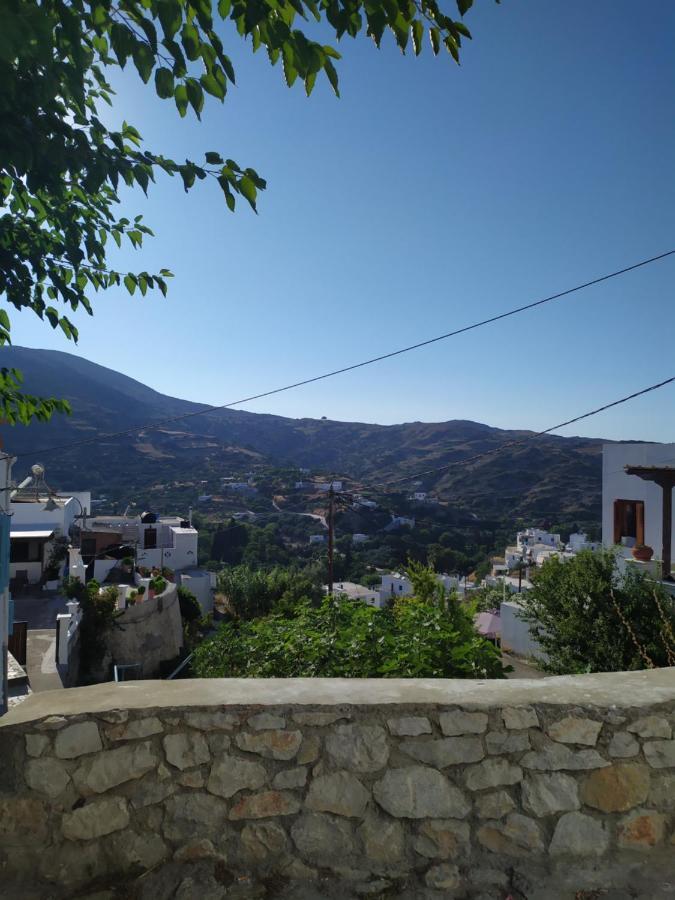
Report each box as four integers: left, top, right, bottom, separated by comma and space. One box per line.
456, 0, 473, 14
238, 175, 257, 211
158, 0, 182, 38
324, 59, 339, 97
133, 41, 155, 84
181, 23, 201, 61
124, 274, 137, 295
429, 26, 440, 55
411, 19, 423, 56
174, 83, 189, 116
155, 67, 175, 98
304, 70, 317, 96
186, 78, 204, 116
218, 0, 232, 16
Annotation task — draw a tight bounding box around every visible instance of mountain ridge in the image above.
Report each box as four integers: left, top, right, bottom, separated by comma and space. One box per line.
0, 346, 608, 525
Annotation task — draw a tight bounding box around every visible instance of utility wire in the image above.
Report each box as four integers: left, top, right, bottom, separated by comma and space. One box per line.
11, 248, 675, 461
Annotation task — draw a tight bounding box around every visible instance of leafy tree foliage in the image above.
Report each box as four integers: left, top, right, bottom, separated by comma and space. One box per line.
193, 593, 505, 678
1, 0, 485, 419
218, 563, 323, 619
518, 549, 675, 674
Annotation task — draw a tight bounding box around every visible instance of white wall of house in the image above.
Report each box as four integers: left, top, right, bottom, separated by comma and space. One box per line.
179, 570, 213, 615
136, 525, 198, 573
602, 442, 675, 560
500, 600, 545, 660
0, 453, 13, 715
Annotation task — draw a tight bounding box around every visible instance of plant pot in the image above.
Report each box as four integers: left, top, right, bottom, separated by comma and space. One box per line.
632, 545, 654, 562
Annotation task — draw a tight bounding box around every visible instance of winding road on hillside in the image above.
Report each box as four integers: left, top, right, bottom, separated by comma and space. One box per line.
272, 497, 328, 529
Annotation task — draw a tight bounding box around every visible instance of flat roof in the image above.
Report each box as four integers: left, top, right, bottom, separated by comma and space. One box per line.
10, 529, 55, 539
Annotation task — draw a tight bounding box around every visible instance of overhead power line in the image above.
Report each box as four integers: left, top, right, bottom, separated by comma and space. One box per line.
371, 376, 675, 489
11, 247, 675, 461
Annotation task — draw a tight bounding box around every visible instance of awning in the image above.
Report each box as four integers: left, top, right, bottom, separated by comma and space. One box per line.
475, 611, 502, 639
10, 529, 55, 540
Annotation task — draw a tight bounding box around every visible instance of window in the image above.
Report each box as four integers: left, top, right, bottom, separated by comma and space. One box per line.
80, 537, 96, 557
10, 540, 42, 563
613, 499, 645, 545
144, 528, 157, 549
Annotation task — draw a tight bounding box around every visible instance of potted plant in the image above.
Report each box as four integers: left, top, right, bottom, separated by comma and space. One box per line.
632, 544, 654, 562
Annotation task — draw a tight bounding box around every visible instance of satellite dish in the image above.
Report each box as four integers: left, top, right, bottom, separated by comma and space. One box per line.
31, 463, 45, 477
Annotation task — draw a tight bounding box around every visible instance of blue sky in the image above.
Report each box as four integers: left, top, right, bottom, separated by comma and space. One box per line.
10, 0, 675, 439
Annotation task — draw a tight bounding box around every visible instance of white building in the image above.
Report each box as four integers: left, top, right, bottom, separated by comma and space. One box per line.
316, 480, 343, 492
385, 516, 415, 531
82, 513, 199, 574
309, 534, 326, 545
567, 532, 601, 553
9, 472, 91, 585
330, 581, 382, 607
352, 533, 368, 544
0, 452, 13, 715
379, 571, 460, 603
516, 528, 561, 551
602, 443, 675, 576
354, 497, 378, 510
410, 492, 427, 502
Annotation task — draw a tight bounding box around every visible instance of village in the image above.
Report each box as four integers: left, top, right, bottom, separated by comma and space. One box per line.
3, 440, 674, 710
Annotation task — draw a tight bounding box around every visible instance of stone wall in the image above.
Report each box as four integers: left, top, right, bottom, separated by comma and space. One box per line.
106, 583, 183, 678
0, 670, 673, 899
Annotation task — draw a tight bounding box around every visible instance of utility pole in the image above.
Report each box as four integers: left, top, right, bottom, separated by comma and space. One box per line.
327, 484, 335, 597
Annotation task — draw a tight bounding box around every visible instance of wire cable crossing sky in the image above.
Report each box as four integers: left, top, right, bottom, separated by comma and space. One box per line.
14, 248, 675, 461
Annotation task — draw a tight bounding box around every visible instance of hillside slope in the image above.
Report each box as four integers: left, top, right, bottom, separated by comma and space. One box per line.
0, 347, 606, 523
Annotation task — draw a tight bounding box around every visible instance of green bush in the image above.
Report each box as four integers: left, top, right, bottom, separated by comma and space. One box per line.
192, 595, 505, 679
178, 586, 202, 623
518, 549, 675, 674
217, 565, 323, 620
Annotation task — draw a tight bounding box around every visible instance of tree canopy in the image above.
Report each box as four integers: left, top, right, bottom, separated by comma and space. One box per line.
1, 0, 488, 421
518, 549, 675, 674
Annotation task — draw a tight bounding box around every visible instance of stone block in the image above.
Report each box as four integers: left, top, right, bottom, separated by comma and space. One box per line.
439, 710, 488, 736
163, 792, 228, 843
521, 739, 609, 771
25, 757, 71, 798
236, 730, 303, 761
207, 753, 267, 798
325, 724, 389, 773
292, 711, 351, 727
502, 707, 539, 730
240, 821, 289, 861
54, 722, 102, 759
106, 829, 170, 871
547, 717, 602, 746
608, 732, 639, 758
387, 716, 432, 736
465, 758, 522, 791
373, 766, 470, 819
163, 732, 210, 770
183, 711, 239, 731
106, 717, 164, 741
485, 731, 530, 755
291, 812, 355, 864
475, 790, 515, 820
477, 813, 544, 856
413, 819, 470, 859
424, 862, 461, 890
548, 811, 609, 857
297, 734, 321, 764
178, 770, 205, 788
648, 772, 675, 810
126, 773, 176, 808
62, 797, 129, 841
521, 773, 579, 817
0, 796, 49, 844
73, 742, 159, 795
643, 739, 675, 769
306, 771, 370, 817
627, 716, 672, 739
248, 713, 286, 731
273, 766, 308, 789
358, 813, 405, 864
617, 809, 666, 849
25, 734, 50, 758
229, 790, 301, 820
580, 763, 650, 813
400, 736, 484, 767
173, 838, 221, 862
97, 710, 129, 724
36, 715, 68, 730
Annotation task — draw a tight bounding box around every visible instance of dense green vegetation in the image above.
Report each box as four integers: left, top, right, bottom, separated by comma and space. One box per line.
193, 561, 505, 679
518, 549, 675, 674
